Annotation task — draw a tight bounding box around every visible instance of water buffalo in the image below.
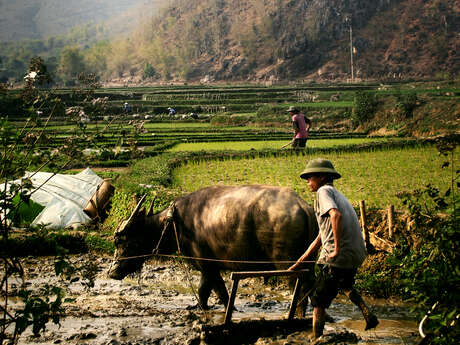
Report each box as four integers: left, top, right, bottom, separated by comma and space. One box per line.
109, 185, 318, 311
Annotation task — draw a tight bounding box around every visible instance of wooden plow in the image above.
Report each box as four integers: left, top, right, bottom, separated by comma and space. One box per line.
224, 269, 310, 325
201, 269, 312, 344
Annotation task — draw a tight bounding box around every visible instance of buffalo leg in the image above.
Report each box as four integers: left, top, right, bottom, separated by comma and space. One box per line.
197, 273, 213, 309
211, 272, 229, 307
197, 270, 229, 309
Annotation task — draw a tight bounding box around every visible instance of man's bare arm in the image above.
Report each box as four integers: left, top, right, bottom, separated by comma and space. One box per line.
328, 208, 342, 260
288, 233, 322, 270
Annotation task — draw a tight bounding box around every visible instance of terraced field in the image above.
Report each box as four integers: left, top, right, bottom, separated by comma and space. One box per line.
168, 137, 402, 152
172, 145, 456, 209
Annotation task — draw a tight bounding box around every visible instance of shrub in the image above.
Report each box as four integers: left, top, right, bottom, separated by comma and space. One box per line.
392, 138, 459, 344
143, 63, 157, 80
396, 92, 418, 118
352, 91, 378, 127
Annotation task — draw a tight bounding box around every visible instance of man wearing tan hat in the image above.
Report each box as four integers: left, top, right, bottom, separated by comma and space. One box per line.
289, 158, 379, 339
287, 106, 311, 148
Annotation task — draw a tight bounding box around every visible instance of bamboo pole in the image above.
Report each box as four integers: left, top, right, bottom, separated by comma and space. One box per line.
359, 200, 369, 247
388, 204, 395, 239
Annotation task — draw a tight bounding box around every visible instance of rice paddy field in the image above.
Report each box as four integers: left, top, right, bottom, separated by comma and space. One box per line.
171, 145, 457, 209
168, 137, 402, 152
5, 83, 457, 212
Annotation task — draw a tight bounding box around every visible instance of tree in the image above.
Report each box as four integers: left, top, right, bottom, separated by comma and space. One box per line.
352, 91, 378, 127
58, 46, 86, 85
84, 41, 111, 77
26, 57, 53, 87
107, 39, 137, 79
142, 62, 156, 79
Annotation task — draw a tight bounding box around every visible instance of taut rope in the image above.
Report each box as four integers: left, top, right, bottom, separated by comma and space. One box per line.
117, 252, 315, 265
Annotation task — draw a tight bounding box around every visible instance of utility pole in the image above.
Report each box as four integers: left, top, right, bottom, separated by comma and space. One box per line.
349, 21, 354, 82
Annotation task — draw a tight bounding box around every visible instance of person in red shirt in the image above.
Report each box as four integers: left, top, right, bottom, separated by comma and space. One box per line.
287, 106, 311, 148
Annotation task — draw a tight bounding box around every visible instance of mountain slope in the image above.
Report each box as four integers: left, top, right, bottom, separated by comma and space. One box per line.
123, 0, 459, 82
0, 0, 167, 41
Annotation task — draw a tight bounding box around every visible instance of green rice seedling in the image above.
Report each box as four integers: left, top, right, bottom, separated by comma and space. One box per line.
172, 146, 457, 209
169, 138, 400, 152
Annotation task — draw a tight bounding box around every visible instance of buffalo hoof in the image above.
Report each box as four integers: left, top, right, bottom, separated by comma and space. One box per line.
186, 303, 208, 310
365, 313, 379, 331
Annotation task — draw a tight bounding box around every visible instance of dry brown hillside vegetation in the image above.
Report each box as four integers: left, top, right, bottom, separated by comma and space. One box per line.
107, 0, 459, 83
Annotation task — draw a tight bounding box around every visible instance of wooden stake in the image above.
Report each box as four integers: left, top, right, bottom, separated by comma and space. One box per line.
359, 200, 369, 247
388, 204, 395, 239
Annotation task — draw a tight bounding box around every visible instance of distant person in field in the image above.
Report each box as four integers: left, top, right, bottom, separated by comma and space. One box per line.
168, 107, 176, 116
289, 158, 379, 339
124, 102, 131, 114
287, 106, 311, 148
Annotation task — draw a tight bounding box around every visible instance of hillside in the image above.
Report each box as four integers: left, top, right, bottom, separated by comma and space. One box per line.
0, 0, 166, 42
115, 0, 459, 83
0, 0, 458, 85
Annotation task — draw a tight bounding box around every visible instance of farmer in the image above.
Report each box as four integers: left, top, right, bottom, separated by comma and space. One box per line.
287, 106, 311, 148
288, 158, 379, 339
124, 102, 131, 114
168, 107, 176, 116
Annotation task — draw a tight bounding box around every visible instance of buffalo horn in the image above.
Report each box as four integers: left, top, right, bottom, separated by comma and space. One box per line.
147, 196, 156, 216
116, 195, 147, 234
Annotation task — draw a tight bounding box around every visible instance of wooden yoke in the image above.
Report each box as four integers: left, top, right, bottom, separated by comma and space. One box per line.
224, 269, 310, 325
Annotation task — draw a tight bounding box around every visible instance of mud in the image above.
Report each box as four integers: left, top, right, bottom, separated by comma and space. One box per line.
5, 255, 421, 345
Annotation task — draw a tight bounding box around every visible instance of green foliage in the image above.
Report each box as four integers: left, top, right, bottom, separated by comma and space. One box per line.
352, 91, 378, 127
0, 87, 24, 116
14, 285, 66, 337
26, 57, 53, 87
117, 154, 176, 191
58, 46, 86, 85
85, 234, 114, 253
1, 229, 88, 257
355, 266, 400, 298
10, 194, 45, 227
143, 63, 157, 80
102, 189, 137, 232
1, 62, 106, 343
396, 92, 419, 118
392, 139, 459, 344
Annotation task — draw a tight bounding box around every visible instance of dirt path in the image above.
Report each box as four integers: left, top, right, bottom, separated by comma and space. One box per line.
6, 255, 420, 345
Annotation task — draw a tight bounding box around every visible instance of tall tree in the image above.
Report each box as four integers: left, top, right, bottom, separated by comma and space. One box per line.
58, 46, 86, 84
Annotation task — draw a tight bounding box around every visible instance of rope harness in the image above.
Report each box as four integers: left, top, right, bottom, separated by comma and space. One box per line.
152, 202, 206, 311
152, 202, 176, 255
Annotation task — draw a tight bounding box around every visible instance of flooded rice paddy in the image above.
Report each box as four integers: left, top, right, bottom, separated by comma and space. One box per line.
5, 255, 421, 345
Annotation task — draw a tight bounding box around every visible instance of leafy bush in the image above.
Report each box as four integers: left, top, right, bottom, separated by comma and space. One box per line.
143, 63, 157, 80
392, 138, 459, 344
0, 91, 24, 117
396, 92, 418, 118
352, 91, 378, 127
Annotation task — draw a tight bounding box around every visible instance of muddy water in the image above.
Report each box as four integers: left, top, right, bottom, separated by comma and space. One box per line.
5, 255, 420, 345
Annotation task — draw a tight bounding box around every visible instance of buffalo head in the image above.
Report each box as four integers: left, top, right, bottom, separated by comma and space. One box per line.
108, 195, 156, 279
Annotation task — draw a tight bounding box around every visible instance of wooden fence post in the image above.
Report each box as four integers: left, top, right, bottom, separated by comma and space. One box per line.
359, 200, 369, 247
388, 204, 395, 239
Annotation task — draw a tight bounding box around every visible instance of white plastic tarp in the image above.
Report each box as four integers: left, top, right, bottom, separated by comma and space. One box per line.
3, 168, 103, 229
